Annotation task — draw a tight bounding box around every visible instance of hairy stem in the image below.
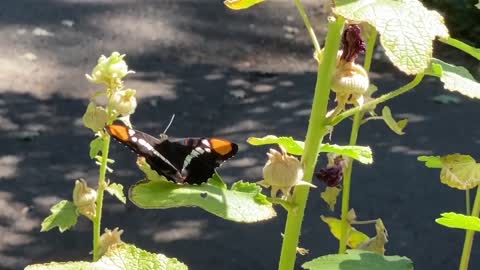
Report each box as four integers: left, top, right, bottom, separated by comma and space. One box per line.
459, 186, 480, 270
278, 17, 345, 270
293, 0, 321, 54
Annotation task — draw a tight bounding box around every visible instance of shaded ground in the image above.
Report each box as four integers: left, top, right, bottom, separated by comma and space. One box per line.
0, 0, 479, 269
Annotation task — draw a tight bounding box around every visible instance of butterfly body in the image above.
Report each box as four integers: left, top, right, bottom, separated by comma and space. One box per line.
105, 125, 238, 184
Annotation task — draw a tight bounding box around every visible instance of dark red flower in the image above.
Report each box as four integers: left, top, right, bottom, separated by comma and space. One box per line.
316, 165, 343, 187
340, 24, 366, 63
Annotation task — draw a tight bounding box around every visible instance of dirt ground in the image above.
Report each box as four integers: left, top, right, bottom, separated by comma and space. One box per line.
0, 0, 479, 269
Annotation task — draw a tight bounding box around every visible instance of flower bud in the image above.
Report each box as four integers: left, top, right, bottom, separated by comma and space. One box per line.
72, 179, 97, 220
98, 227, 124, 257
82, 102, 108, 132
109, 88, 137, 116
86, 52, 134, 86
258, 147, 315, 199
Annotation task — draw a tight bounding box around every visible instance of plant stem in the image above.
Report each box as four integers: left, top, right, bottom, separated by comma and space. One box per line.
459, 186, 480, 270
92, 112, 113, 261
338, 111, 363, 253
293, 0, 321, 54
466, 189, 471, 216
439, 37, 480, 61
278, 17, 345, 270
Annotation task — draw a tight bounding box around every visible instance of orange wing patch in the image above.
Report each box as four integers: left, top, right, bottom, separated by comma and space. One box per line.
210, 138, 234, 156
105, 125, 130, 142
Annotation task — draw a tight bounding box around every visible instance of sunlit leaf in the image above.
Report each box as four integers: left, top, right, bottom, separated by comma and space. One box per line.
334, 0, 449, 74
41, 200, 78, 233
247, 135, 304, 155
89, 136, 105, 159
129, 160, 276, 223
428, 58, 480, 99
25, 262, 89, 270
436, 212, 480, 231
417, 155, 442, 168
440, 154, 480, 190
302, 250, 413, 270
321, 186, 342, 211
381, 106, 408, 135
321, 215, 369, 248
224, 0, 265, 10
106, 182, 127, 204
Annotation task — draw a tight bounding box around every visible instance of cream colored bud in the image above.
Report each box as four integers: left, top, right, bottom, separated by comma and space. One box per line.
109, 88, 137, 116
72, 179, 97, 220
82, 102, 108, 132
258, 147, 315, 199
86, 52, 134, 86
98, 227, 124, 257
332, 61, 369, 96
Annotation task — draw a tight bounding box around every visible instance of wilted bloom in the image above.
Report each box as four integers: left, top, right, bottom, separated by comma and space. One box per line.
86, 52, 134, 86
258, 147, 315, 199
98, 227, 124, 257
109, 88, 137, 116
82, 102, 108, 132
73, 179, 97, 220
316, 154, 348, 187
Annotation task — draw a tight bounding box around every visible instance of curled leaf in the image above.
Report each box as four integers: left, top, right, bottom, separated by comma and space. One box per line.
381, 106, 408, 135
440, 154, 480, 190
321, 215, 369, 248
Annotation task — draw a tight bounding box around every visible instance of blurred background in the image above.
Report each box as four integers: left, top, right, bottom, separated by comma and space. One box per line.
0, 0, 479, 269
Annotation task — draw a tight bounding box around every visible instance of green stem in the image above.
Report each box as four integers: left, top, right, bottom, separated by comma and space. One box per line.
92, 134, 111, 261
329, 74, 425, 127
439, 37, 480, 61
459, 186, 480, 270
278, 17, 345, 270
338, 112, 363, 253
466, 189, 471, 216
293, 0, 321, 54
363, 29, 377, 73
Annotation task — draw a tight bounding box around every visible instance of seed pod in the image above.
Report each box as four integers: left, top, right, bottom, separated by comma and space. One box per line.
72, 179, 97, 220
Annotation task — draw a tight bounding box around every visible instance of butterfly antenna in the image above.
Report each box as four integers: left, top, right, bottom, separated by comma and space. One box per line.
163, 114, 175, 134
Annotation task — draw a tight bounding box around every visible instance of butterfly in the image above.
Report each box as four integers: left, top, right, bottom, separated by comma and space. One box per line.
105, 124, 238, 184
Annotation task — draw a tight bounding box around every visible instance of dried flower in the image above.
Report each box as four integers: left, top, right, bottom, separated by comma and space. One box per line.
82, 102, 108, 132
86, 52, 134, 86
258, 147, 315, 199
72, 179, 97, 220
316, 154, 348, 187
98, 227, 124, 257
109, 88, 137, 116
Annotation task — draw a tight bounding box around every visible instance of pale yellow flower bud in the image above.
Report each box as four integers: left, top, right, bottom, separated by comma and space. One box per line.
86, 52, 134, 86
82, 102, 108, 132
109, 88, 137, 116
72, 179, 97, 220
98, 227, 124, 257
258, 147, 315, 199
332, 61, 369, 106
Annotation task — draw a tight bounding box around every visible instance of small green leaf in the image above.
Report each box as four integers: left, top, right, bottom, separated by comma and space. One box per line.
106, 182, 127, 204
302, 250, 413, 270
381, 106, 408, 135
129, 161, 276, 223
247, 135, 373, 164
247, 135, 304, 155
41, 200, 78, 233
224, 0, 265, 10
436, 212, 480, 231
321, 186, 342, 211
417, 155, 442, 168
89, 136, 105, 159
428, 58, 480, 99
334, 0, 449, 74
439, 154, 480, 190
25, 244, 188, 270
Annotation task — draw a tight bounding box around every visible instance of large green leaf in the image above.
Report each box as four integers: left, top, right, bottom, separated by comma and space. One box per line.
247, 135, 372, 164
40, 200, 78, 233
302, 250, 413, 270
428, 58, 480, 99
334, 0, 449, 74
25, 244, 188, 270
436, 212, 480, 231
129, 161, 276, 223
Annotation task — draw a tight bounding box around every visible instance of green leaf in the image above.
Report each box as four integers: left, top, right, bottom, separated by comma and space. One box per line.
417, 155, 442, 168
25, 244, 188, 270
321, 186, 342, 211
334, 0, 449, 74
129, 161, 276, 223
106, 182, 127, 204
428, 58, 480, 99
40, 200, 78, 233
302, 250, 413, 270
247, 135, 373, 164
247, 135, 304, 155
89, 136, 105, 159
436, 212, 480, 231
224, 0, 265, 10
439, 154, 480, 190
381, 106, 408, 135
321, 215, 370, 248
